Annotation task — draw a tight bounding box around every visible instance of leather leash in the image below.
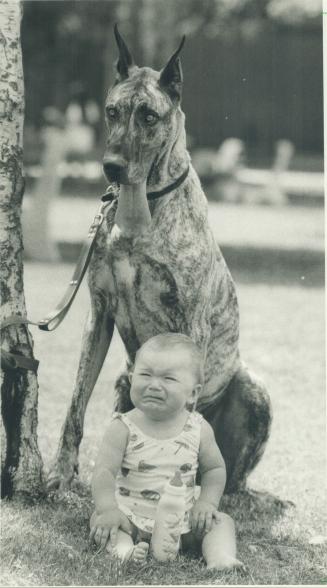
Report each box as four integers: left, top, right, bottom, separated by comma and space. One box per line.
0, 167, 189, 373
0, 186, 118, 373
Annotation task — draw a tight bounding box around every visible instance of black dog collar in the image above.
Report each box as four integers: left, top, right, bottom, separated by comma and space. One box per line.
102, 165, 189, 203
146, 165, 189, 200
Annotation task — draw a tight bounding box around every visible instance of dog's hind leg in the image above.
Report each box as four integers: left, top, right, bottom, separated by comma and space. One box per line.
202, 363, 272, 494
47, 296, 114, 491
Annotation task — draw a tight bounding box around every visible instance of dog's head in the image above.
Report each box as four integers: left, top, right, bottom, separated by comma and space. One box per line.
103, 25, 186, 185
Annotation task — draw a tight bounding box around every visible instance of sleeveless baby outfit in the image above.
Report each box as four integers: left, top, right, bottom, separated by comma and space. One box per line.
113, 410, 203, 534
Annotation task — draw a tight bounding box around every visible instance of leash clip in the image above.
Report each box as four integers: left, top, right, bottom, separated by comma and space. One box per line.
87, 196, 117, 239
88, 212, 104, 238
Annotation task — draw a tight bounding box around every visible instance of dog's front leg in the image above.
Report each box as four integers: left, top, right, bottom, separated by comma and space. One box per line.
47, 293, 114, 491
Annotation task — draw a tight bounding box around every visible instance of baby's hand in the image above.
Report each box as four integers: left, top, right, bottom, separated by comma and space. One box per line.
90, 507, 129, 550
190, 500, 220, 536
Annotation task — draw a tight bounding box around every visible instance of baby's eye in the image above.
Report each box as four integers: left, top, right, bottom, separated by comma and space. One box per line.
164, 376, 177, 382
139, 372, 150, 377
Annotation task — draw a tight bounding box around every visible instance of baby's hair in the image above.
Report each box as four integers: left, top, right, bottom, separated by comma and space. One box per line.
136, 332, 204, 386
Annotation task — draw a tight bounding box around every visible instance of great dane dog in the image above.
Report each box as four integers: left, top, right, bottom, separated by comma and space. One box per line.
48, 26, 272, 493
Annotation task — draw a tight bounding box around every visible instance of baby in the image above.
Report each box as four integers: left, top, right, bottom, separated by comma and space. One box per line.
90, 333, 242, 569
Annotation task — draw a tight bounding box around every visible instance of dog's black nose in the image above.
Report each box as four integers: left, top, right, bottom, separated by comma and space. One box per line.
103, 157, 127, 183
103, 162, 121, 182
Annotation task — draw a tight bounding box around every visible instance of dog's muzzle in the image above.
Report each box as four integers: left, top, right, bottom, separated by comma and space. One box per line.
103, 156, 128, 183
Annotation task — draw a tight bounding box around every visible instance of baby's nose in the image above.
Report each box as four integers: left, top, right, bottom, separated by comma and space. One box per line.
148, 378, 162, 390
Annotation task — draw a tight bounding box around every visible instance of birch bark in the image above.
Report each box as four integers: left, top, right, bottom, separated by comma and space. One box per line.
0, 0, 44, 497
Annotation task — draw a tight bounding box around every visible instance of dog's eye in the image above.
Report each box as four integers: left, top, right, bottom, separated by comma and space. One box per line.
107, 107, 118, 120
145, 113, 158, 125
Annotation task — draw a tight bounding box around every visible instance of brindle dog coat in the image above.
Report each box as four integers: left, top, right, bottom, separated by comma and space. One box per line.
48, 27, 271, 493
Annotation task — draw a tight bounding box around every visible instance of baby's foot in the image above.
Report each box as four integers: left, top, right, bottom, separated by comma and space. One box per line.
131, 541, 149, 564
162, 538, 178, 557
207, 555, 244, 571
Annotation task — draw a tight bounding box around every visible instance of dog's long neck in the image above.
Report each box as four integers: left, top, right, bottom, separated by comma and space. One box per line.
147, 108, 190, 192
114, 181, 151, 237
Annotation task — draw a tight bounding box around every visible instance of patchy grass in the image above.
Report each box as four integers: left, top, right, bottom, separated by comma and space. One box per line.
1, 259, 326, 585
1, 487, 326, 585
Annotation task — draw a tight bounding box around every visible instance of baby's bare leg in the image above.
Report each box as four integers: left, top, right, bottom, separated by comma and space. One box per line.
202, 513, 243, 570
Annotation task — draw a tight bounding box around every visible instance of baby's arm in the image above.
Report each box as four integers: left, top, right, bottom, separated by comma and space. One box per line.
90, 418, 129, 549
191, 419, 226, 535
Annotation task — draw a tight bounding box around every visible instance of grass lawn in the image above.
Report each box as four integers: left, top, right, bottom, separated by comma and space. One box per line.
1, 258, 326, 586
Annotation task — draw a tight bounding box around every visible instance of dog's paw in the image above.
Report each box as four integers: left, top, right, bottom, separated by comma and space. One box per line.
46, 463, 77, 493
46, 473, 70, 493
221, 488, 295, 516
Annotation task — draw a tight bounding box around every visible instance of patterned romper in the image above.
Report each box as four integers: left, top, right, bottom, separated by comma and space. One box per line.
113, 411, 203, 536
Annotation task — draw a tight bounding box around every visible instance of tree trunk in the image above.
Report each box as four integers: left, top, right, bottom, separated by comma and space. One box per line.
0, 0, 44, 498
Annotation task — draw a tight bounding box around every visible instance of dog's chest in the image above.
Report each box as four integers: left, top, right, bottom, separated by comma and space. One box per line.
102, 225, 187, 339
109, 249, 136, 290
106, 225, 161, 288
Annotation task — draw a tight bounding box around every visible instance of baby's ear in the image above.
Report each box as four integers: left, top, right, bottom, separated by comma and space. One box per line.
189, 383, 201, 407
193, 383, 202, 399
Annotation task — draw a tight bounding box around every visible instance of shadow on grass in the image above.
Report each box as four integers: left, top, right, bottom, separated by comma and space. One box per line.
222, 246, 324, 288
57, 241, 324, 288
219, 489, 326, 585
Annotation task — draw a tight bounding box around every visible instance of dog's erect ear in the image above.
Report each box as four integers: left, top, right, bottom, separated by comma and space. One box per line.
159, 36, 185, 101
114, 23, 134, 82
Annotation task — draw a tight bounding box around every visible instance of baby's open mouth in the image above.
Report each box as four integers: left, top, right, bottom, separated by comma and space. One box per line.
143, 395, 164, 402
